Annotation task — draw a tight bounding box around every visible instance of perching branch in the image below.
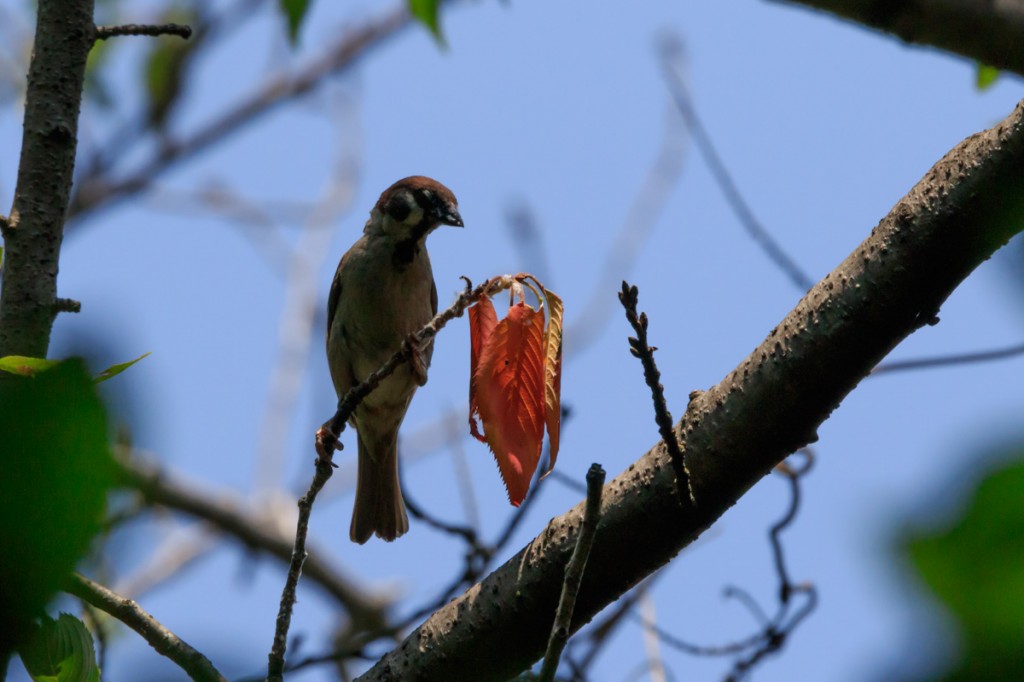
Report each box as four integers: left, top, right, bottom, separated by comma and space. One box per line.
772, 0, 1024, 78
267, 455, 336, 682
357, 99, 1024, 681
0, 0, 93, 358
268, 274, 523, 680
66, 573, 226, 682
319, 275, 518, 450
539, 464, 605, 682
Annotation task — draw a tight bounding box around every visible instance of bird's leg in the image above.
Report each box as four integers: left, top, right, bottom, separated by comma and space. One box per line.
405, 334, 429, 386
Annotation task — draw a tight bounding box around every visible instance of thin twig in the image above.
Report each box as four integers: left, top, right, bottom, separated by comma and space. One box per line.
267, 456, 336, 681
52, 297, 81, 314
633, 450, 817, 678
539, 464, 605, 682
395, 470, 549, 633
659, 39, 814, 292
872, 341, 1024, 374
402, 483, 479, 545
116, 453, 386, 626
618, 281, 694, 505
65, 573, 226, 682
256, 96, 361, 492
94, 23, 192, 40
568, 579, 658, 679
70, 8, 411, 221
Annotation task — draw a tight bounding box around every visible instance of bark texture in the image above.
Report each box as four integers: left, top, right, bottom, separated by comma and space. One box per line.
0, 0, 95, 358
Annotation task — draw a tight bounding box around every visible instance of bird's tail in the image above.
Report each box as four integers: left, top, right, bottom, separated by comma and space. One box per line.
350, 430, 409, 543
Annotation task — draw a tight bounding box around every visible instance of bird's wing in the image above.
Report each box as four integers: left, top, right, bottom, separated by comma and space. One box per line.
327, 253, 346, 341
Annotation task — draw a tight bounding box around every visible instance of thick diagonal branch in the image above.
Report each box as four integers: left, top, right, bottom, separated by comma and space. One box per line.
774, 0, 1024, 77
358, 100, 1024, 681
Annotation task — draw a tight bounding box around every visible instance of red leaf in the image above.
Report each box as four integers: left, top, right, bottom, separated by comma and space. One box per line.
542, 289, 564, 474
468, 296, 498, 443
473, 302, 546, 505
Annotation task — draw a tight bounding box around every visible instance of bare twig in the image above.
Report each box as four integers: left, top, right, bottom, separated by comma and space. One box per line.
659, 38, 814, 292
396, 465, 550, 635
114, 525, 218, 600
115, 454, 387, 627
267, 456, 336, 681
567, 579, 658, 679
256, 94, 362, 491
619, 281, 693, 505
94, 23, 192, 40
403, 483, 479, 545
725, 451, 817, 681
53, 297, 81, 314
872, 340, 1024, 374
70, 8, 411, 221
632, 451, 817, 680
638, 594, 668, 682
539, 464, 605, 682
65, 573, 226, 682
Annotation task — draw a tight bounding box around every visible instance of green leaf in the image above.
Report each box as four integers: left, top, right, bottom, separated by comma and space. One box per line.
279, 0, 311, 45
904, 455, 1024, 679
20, 614, 100, 682
0, 355, 60, 377
976, 63, 1000, 91
408, 0, 445, 45
94, 352, 151, 384
0, 361, 113, 656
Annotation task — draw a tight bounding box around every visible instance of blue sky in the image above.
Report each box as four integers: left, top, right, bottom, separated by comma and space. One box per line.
5, 0, 1024, 680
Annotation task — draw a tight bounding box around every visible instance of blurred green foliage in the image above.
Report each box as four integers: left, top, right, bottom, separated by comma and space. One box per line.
975, 63, 1000, 91
0, 361, 113, 656
409, 0, 444, 44
904, 455, 1024, 680
279, 0, 310, 45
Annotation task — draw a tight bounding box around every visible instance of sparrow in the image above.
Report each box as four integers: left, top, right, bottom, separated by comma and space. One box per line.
327, 176, 463, 543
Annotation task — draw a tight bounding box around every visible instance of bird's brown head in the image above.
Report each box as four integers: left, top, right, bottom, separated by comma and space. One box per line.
373, 176, 463, 243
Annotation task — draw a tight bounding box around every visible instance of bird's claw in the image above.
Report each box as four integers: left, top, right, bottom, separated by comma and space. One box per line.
315, 424, 342, 466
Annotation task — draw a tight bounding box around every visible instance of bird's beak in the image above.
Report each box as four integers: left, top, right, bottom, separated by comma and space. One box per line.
441, 206, 464, 228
